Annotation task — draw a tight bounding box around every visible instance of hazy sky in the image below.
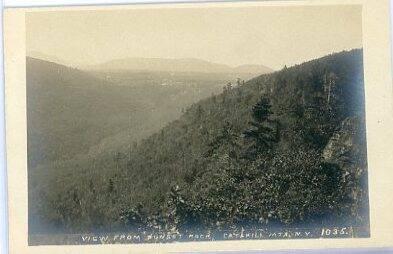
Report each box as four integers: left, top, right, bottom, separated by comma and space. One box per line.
26, 4, 362, 70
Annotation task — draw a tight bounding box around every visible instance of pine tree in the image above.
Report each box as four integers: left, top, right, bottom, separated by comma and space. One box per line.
243, 97, 278, 158
108, 178, 114, 193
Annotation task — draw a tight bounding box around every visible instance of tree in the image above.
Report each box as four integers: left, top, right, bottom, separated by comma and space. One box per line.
205, 121, 240, 158
107, 178, 114, 193
166, 185, 202, 232
243, 97, 278, 158
119, 203, 146, 231
323, 72, 338, 106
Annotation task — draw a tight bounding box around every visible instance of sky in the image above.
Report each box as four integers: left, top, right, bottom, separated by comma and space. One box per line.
26, 4, 362, 70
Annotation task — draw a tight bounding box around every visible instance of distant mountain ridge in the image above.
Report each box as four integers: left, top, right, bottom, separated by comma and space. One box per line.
27, 51, 74, 67
83, 57, 274, 74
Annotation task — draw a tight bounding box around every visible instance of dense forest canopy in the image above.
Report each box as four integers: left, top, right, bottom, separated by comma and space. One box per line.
28, 49, 368, 236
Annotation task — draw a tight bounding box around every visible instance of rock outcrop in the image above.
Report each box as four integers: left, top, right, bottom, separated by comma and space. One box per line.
323, 116, 367, 170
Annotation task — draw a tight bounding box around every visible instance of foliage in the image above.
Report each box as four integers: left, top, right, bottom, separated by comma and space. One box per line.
242, 97, 278, 158
28, 49, 368, 235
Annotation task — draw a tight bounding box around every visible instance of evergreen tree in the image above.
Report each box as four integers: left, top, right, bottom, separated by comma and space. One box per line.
108, 178, 114, 193
243, 97, 278, 158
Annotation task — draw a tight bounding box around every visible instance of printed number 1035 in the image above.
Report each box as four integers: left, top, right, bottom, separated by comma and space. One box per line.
320, 227, 350, 237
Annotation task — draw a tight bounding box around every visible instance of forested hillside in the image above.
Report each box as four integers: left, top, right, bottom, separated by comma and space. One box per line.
29, 49, 368, 236
27, 57, 231, 168
27, 57, 239, 233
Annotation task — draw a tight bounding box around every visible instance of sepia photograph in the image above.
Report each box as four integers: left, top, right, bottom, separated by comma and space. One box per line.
4, 0, 393, 252
24, 3, 370, 245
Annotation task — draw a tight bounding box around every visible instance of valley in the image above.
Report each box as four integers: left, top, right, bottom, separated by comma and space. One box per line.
27, 50, 368, 237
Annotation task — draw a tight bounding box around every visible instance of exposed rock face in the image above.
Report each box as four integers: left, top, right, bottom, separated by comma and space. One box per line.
323, 116, 367, 169
323, 116, 369, 224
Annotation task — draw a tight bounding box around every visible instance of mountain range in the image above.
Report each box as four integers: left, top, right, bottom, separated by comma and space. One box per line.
80, 56, 273, 74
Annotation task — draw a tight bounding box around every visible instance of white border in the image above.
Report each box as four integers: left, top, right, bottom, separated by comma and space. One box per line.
1, 0, 8, 254
2, 0, 393, 253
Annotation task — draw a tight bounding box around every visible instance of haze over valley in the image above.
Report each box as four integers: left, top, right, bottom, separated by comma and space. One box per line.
27, 55, 271, 170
